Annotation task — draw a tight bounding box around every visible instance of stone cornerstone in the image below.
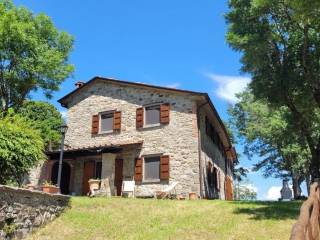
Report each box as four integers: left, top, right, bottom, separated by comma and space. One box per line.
0, 185, 70, 239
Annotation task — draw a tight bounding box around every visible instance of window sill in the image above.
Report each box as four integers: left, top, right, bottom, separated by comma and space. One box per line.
100, 130, 113, 134
93, 130, 120, 136
142, 179, 161, 184
143, 123, 161, 128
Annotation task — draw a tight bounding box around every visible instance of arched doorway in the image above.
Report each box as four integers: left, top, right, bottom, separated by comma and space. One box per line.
51, 161, 71, 194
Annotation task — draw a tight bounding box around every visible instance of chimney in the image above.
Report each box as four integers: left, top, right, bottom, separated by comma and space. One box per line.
75, 81, 84, 88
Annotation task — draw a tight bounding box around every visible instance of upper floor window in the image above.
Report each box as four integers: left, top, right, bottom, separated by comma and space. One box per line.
91, 110, 121, 134
100, 112, 114, 133
136, 103, 170, 129
145, 105, 160, 126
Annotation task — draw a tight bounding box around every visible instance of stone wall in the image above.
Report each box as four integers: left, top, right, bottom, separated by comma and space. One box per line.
64, 80, 201, 196
0, 185, 70, 239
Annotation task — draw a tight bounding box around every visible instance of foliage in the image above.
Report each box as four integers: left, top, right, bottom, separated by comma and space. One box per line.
0, 111, 45, 184
224, 121, 248, 182
42, 180, 56, 187
234, 180, 257, 201
226, 0, 320, 179
0, 0, 74, 115
17, 101, 63, 150
229, 90, 310, 180
29, 197, 301, 240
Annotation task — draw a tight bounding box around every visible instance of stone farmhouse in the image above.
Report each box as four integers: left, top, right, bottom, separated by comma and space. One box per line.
29, 76, 236, 199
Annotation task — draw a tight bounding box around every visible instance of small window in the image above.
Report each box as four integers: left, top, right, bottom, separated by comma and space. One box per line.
100, 112, 113, 132
145, 105, 160, 126
144, 156, 160, 181
95, 162, 102, 179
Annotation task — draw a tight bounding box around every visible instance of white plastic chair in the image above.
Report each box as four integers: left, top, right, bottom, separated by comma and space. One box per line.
121, 180, 135, 198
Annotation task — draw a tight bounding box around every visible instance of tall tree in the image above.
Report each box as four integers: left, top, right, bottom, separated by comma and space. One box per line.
0, 0, 74, 115
0, 111, 45, 185
226, 0, 320, 180
229, 90, 310, 198
17, 101, 63, 150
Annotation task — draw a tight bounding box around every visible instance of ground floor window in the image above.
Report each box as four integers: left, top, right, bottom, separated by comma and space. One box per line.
144, 155, 160, 181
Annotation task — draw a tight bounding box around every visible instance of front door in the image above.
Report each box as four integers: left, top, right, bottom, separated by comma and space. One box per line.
82, 161, 95, 195
114, 159, 123, 196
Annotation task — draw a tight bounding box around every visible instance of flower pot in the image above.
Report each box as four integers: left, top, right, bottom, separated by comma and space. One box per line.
189, 192, 198, 200
88, 179, 101, 191
26, 184, 36, 191
42, 185, 59, 194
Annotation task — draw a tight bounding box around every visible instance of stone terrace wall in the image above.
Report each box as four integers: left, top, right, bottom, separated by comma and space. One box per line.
0, 185, 70, 239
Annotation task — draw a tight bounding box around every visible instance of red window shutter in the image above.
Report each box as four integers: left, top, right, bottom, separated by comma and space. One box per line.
91, 114, 99, 134
160, 103, 170, 124
134, 158, 143, 181
136, 107, 144, 128
160, 155, 170, 180
113, 111, 121, 131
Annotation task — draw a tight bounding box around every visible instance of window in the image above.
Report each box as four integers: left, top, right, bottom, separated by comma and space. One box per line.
145, 105, 160, 126
144, 156, 160, 181
100, 112, 113, 132
95, 162, 102, 179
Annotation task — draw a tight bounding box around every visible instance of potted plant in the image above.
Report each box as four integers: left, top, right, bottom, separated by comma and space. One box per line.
189, 186, 198, 200
189, 192, 198, 200
88, 179, 101, 192
42, 181, 59, 194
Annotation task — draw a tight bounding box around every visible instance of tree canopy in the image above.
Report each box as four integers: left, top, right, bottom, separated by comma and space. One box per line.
0, 111, 45, 185
0, 0, 74, 115
228, 89, 310, 198
17, 101, 63, 150
226, 0, 320, 180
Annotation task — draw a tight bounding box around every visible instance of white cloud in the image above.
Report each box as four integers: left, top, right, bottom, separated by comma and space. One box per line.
265, 186, 282, 200
205, 73, 251, 103
164, 83, 181, 89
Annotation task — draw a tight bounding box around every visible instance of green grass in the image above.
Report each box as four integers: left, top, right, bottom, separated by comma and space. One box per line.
28, 197, 301, 240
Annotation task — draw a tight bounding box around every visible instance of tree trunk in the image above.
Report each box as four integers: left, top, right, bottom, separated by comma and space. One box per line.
310, 148, 320, 181
305, 174, 311, 196
292, 175, 302, 199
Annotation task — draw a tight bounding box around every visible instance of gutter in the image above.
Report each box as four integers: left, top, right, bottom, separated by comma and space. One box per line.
196, 101, 208, 199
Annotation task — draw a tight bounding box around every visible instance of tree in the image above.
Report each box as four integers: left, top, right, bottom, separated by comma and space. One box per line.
234, 179, 257, 201
17, 101, 63, 150
0, 0, 74, 115
0, 111, 45, 185
224, 121, 249, 182
228, 89, 310, 198
226, 0, 320, 180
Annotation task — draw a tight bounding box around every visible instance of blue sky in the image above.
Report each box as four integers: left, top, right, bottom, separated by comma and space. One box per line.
13, 0, 307, 199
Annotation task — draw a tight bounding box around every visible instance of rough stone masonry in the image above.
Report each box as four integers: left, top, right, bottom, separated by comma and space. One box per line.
0, 185, 70, 239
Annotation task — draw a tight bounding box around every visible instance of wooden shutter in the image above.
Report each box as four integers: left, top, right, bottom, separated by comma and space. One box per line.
160, 155, 170, 180
134, 157, 143, 181
91, 114, 99, 134
113, 111, 121, 131
160, 103, 170, 124
136, 107, 144, 128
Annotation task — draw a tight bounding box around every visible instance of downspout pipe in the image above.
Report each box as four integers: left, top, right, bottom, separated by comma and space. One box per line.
197, 101, 208, 199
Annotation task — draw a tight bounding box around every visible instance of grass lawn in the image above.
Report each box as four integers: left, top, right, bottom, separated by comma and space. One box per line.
28, 197, 301, 240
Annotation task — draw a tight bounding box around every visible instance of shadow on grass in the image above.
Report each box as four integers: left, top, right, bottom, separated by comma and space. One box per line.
231, 201, 302, 220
